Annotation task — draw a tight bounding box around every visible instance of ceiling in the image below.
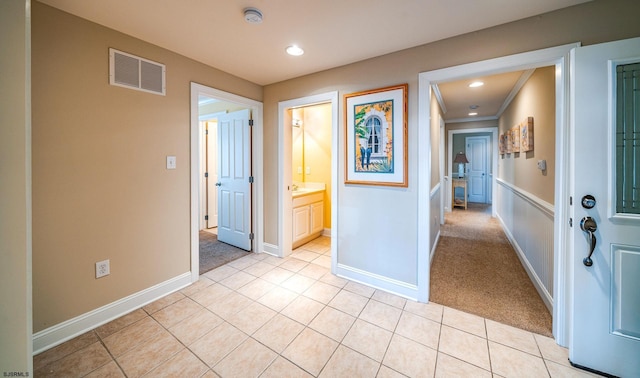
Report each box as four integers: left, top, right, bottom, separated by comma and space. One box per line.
39, 0, 587, 122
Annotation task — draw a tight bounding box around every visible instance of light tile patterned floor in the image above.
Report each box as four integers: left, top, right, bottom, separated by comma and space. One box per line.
34, 236, 598, 377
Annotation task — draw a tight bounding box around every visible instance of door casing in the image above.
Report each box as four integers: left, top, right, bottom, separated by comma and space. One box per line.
277, 92, 338, 268
419, 42, 577, 345
190, 82, 264, 282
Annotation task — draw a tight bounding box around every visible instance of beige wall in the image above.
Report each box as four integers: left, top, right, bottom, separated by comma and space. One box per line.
263, 0, 640, 246
0, 0, 33, 372
31, 2, 261, 332
499, 66, 556, 203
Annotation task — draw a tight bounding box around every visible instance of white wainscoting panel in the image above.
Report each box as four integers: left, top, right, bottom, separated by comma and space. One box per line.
495, 179, 554, 311
430, 183, 441, 262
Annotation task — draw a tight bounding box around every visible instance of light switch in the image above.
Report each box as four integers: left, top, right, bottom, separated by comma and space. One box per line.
306, 167, 310, 174
297, 166, 302, 174
166, 156, 177, 170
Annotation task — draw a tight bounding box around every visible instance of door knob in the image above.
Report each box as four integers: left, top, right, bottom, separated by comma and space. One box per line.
580, 216, 597, 267
215, 182, 222, 187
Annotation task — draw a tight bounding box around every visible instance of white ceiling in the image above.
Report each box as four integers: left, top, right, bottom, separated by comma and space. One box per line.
39, 0, 587, 122
40, 0, 587, 86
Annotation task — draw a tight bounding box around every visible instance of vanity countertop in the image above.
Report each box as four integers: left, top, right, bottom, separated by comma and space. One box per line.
292, 187, 325, 198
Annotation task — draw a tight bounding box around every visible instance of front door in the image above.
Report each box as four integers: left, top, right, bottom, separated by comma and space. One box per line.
570, 37, 640, 377
466, 136, 488, 203
217, 109, 252, 251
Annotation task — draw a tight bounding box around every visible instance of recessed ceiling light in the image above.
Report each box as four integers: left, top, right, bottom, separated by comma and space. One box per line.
286, 45, 304, 56
468, 112, 478, 116
469, 81, 484, 88
243, 7, 263, 24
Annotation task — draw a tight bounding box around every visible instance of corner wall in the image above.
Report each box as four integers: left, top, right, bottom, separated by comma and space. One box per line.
496, 66, 556, 308
31, 2, 261, 347
262, 0, 640, 300
0, 0, 32, 373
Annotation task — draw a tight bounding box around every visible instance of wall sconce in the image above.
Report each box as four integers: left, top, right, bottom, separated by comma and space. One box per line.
453, 152, 469, 178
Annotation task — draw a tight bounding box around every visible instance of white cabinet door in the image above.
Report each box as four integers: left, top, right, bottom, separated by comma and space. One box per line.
310, 201, 324, 235
293, 206, 310, 243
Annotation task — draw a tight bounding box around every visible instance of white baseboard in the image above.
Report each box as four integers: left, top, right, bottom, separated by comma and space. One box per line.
322, 228, 331, 237
334, 263, 418, 301
430, 230, 441, 264
262, 242, 279, 256
33, 272, 192, 355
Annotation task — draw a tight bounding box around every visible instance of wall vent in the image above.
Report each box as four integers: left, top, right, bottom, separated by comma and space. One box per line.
109, 48, 165, 95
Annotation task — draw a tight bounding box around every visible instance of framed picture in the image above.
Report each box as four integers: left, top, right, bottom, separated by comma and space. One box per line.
344, 84, 408, 187
511, 124, 521, 153
499, 133, 506, 154
520, 116, 534, 152
505, 129, 513, 153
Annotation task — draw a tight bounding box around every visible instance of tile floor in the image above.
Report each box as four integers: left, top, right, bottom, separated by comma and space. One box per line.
34, 236, 598, 377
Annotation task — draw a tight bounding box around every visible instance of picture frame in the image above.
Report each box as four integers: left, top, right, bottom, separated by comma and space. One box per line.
344, 84, 408, 187
520, 116, 534, 152
505, 129, 513, 154
499, 133, 506, 154
511, 124, 521, 153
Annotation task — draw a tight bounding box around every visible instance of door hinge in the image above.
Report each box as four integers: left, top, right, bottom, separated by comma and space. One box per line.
249, 233, 254, 240
569, 218, 573, 227
205, 129, 208, 135
570, 196, 573, 206
205, 172, 208, 178
249, 119, 254, 127
205, 215, 209, 221
249, 176, 254, 183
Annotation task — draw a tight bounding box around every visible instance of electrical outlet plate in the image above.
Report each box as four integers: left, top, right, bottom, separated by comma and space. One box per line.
96, 259, 110, 278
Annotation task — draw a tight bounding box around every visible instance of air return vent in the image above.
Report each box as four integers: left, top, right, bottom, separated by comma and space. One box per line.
109, 48, 165, 95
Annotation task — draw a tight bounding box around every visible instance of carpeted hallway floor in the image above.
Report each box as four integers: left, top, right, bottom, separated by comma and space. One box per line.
430, 203, 553, 336
199, 230, 249, 275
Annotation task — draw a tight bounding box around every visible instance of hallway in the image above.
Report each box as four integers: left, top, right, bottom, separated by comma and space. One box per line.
430, 204, 552, 336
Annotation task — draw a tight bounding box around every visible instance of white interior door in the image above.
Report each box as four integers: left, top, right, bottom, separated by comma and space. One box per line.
570, 37, 640, 377
466, 136, 488, 203
217, 109, 252, 251
206, 121, 218, 228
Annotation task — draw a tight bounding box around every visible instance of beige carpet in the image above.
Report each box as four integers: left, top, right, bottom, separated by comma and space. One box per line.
430, 203, 553, 336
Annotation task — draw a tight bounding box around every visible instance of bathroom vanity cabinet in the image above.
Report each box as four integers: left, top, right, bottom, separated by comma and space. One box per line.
292, 190, 324, 248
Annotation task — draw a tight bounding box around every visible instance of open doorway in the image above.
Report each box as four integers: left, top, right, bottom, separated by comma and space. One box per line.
278, 92, 338, 270
432, 69, 556, 336
419, 43, 576, 345
190, 83, 264, 281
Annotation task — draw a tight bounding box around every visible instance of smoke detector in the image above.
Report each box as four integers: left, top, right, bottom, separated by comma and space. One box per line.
244, 7, 263, 24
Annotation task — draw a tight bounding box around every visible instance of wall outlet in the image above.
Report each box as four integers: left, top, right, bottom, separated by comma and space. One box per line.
96, 259, 110, 278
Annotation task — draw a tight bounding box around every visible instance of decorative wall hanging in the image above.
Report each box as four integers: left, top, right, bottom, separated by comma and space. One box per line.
344, 84, 408, 187
511, 124, 521, 153
505, 129, 513, 154
520, 116, 534, 152
499, 133, 506, 154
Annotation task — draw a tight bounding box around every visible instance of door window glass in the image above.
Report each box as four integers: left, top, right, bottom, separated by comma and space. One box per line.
616, 62, 640, 214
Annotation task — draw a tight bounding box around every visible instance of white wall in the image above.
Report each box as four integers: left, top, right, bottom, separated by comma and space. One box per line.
495, 179, 554, 310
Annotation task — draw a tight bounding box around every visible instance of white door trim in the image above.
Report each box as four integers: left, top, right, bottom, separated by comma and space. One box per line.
190, 82, 264, 282
418, 42, 577, 346
447, 128, 498, 213
465, 135, 491, 204
277, 92, 338, 266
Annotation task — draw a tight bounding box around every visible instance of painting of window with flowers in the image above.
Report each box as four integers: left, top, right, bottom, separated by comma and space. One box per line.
345, 84, 407, 187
